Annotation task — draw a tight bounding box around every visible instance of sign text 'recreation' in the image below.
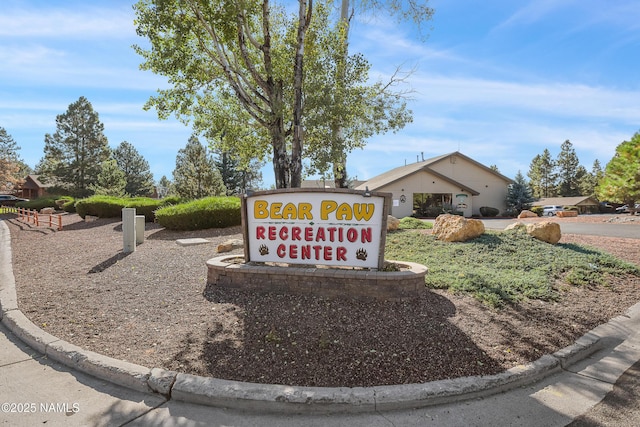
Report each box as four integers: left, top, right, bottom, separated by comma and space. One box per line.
243, 190, 389, 269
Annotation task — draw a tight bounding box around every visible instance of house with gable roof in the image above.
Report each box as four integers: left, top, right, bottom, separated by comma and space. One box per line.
355, 151, 513, 218
16, 175, 54, 200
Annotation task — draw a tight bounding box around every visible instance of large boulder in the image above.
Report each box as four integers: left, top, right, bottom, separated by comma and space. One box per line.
387, 215, 400, 231
517, 210, 538, 219
433, 214, 485, 242
525, 221, 561, 244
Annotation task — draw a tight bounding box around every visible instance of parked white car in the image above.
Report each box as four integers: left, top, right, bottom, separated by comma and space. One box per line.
615, 203, 640, 214
542, 205, 564, 216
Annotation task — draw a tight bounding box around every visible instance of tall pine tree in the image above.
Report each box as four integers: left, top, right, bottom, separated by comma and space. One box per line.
579, 159, 603, 198
173, 136, 226, 199
112, 141, 155, 196
0, 127, 24, 193
528, 149, 556, 198
90, 159, 127, 197
40, 97, 110, 197
597, 132, 640, 212
213, 148, 263, 195
556, 140, 581, 196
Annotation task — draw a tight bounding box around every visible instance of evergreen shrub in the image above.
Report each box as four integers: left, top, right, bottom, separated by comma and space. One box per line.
75, 196, 164, 221
128, 197, 164, 222
75, 196, 126, 219
155, 197, 241, 230
422, 206, 443, 217
62, 199, 76, 213
16, 196, 64, 210
479, 206, 500, 217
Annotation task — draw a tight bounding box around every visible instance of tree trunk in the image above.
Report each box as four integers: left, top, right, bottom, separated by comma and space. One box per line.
333, 0, 350, 189
290, 0, 312, 188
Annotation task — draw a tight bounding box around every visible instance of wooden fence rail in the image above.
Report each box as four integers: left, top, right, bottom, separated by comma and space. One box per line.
0, 206, 63, 231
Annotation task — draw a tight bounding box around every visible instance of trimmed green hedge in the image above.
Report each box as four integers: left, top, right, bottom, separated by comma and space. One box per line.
16, 196, 65, 210
155, 197, 242, 230
74, 196, 165, 222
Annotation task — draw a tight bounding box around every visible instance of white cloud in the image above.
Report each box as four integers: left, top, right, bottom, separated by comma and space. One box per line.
0, 6, 134, 39
496, 0, 572, 29
408, 74, 640, 124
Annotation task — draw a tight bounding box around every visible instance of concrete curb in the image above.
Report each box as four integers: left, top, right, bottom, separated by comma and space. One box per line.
1, 218, 638, 414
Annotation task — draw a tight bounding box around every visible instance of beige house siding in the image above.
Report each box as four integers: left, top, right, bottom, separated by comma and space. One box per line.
356, 152, 513, 218
429, 155, 510, 216
375, 174, 474, 218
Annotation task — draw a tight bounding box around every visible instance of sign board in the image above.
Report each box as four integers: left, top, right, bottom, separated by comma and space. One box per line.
242, 189, 390, 269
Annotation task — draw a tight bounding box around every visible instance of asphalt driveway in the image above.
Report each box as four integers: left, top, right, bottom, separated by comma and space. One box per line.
480, 215, 640, 239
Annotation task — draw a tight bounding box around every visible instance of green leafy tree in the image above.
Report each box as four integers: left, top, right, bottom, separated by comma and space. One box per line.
528, 149, 556, 198
506, 171, 535, 215
134, 0, 313, 189
112, 141, 155, 196
91, 159, 127, 197
0, 127, 25, 192
134, 0, 426, 189
597, 132, 640, 213
303, 9, 413, 186
39, 96, 110, 197
323, 0, 433, 188
556, 140, 581, 196
173, 136, 227, 199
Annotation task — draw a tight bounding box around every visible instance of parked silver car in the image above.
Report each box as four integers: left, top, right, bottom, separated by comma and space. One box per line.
542, 205, 564, 216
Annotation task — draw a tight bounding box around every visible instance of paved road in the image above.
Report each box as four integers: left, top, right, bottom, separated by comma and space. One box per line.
480, 215, 640, 239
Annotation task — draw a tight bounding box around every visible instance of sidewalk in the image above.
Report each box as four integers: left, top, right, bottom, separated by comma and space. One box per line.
2, 218, 640, 426
3, 319, 640, 427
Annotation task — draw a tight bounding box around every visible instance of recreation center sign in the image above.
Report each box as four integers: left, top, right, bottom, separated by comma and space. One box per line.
242, 189, 391, 269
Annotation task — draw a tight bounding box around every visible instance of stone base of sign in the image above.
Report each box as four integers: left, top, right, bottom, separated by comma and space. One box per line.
206, 256, 428, 301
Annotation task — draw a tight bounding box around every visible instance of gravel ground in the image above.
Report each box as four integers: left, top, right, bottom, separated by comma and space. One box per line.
4, 213, 640, 388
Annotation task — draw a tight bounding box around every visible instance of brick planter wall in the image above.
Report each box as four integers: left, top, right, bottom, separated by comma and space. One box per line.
206, 256, 428, 301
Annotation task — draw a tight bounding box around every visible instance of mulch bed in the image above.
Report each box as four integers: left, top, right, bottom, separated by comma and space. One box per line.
4, 213, 640, 387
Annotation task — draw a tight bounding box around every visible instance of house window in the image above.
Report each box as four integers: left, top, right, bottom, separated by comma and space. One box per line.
413, 193, 452, 217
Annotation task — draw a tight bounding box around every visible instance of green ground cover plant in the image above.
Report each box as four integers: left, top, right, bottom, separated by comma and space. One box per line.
398, 217, 433, 230
385, 229, 640, 308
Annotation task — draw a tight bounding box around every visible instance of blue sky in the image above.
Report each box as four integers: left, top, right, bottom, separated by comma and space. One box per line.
2, 0, 639, 189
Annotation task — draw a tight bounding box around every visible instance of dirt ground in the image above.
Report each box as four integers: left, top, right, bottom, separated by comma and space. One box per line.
4, 213, 640, 387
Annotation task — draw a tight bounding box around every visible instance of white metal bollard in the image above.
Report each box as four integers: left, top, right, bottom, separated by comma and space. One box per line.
135, 215, 145, 245
122, 208, 136, 253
